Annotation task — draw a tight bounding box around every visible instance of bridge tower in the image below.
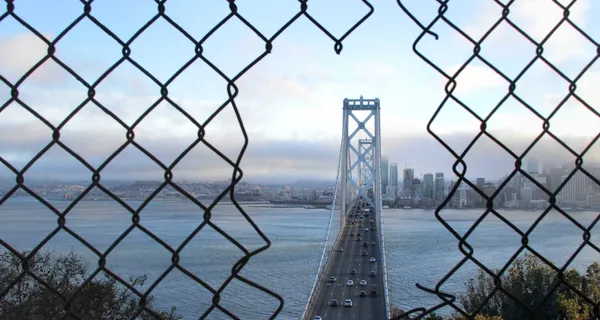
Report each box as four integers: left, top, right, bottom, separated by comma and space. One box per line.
340, 96, 382, 218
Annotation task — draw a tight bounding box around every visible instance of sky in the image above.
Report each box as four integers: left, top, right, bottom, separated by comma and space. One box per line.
0, 0, 599, 185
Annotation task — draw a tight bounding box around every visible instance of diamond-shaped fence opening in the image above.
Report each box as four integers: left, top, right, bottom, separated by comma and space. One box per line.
479, 21, 539, 80
54, 17, 124, 84
129, 18, 197, 85
463, 211, 524, 270
200, 16, 269, 80
149, 268, 214, 319
65, 192, 134, 254
59, 107, 128, 168
177, 226, 248, 290
16, 71, 90, 127
0, 193, 57, 251
542, 22, 598, 80
104, 227, 174, 290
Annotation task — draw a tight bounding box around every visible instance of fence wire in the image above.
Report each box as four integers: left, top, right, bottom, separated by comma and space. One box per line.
0, 0, 372, 319
397, 0, 600, 319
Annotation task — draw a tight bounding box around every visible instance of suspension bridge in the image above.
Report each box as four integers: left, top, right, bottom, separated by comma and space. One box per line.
301, 96, 390, 320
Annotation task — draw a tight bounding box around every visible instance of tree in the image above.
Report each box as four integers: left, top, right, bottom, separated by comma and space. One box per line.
456, 254, 600, 320
556, 262, 600, 320
458, 253, 558, 320
0, 251, 182, 320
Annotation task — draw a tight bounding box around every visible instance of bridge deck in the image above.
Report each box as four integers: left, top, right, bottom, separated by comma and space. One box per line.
306, 199, 386, 320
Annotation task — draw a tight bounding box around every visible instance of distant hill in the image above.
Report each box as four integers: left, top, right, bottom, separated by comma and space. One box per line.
288, 179, 336, 189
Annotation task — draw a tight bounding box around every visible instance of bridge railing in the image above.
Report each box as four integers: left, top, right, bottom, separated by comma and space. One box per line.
300, 138, 344, 320
377, 145, 391, 319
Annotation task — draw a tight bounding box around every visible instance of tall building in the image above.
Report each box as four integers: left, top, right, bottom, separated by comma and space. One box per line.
435, 172, 445, 201
476, 178, 485, 190
527, 157, 540, 174
423, 173, 434, 199
561, 171, 590, 206
389, 163, 398, 197
412, 178, 422, 199
403, 167, 414, 192
381, 156, 389, 195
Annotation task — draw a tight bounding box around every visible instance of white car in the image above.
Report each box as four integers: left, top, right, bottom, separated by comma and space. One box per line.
359, 280, 367, 286
344, 299, 353, 307
346, 279, 354, 286
370, 257, 376, 263
314, 317, 322, 320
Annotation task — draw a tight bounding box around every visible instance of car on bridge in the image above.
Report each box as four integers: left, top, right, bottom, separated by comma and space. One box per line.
314, 316, 322, 320
344, 299, 353, 307
359, 291, 367, 297
328, 276, 336, 282
350, 269, 357, 275
361, 251, 367, 256
369, 270, 376, 277
359, 280, 367, 286
346, 280, 354, 286
370, 257, 376, 263
337, 247, 343, 252
371, 285, 378, 297
371, 241, 376, 246
330, 299, 339, 307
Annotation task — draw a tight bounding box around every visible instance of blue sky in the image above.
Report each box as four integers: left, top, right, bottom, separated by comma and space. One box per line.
0, 0, 599, 183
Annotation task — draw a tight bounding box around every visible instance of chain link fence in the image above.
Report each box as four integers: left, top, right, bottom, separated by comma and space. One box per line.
0, 0, 372, 319
396, 0, 600, 319
1, 0, 598, 319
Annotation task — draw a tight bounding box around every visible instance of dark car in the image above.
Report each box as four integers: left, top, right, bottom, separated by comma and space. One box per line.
331, 299, 339, 306
363, 242, 368, 247
351, 269, 357, 275
359, 291, 367, 297
369, 270, 376, 277
371, 285, 378, 297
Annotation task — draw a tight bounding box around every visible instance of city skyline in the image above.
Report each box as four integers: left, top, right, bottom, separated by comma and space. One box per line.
1, 1, 599, 184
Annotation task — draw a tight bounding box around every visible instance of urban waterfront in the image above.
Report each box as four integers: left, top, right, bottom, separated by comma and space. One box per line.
1, 198, 599, 319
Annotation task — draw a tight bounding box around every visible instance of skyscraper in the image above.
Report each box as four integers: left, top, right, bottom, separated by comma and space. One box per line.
403, 167, 414, 192
435, 172, 445, 201
527, 157, 540, 174
423, 173, 434, 199
381, 156, 389, 195
389, 163, 398, 197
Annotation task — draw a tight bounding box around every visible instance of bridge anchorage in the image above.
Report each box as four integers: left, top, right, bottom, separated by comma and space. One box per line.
303, 96, 390, 320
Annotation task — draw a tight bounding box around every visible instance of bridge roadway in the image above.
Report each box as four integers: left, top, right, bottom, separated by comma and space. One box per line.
308, 200, 386, 320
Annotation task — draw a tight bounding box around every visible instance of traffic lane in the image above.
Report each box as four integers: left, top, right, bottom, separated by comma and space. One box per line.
325, 230, 362, 319
315, 229, 350, 314
311, 223, 356, 319
313, 224, 361, 319
341, 222, 381, 319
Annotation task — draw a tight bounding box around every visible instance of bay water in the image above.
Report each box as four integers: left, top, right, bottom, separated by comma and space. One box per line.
1, 197, 599, 319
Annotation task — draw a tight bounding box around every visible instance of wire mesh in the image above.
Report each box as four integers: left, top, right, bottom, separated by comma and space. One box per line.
0, 1, 373, 319
396, 0, 600, 319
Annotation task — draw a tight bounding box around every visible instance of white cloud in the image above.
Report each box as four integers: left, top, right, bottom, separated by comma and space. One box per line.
0, 32, 67, 85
